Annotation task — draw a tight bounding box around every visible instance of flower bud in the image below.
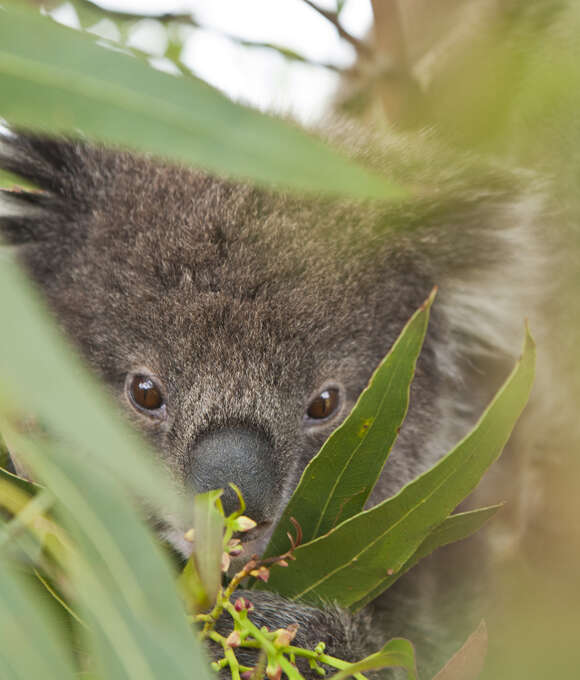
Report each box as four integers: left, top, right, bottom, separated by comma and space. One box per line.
183, 528, 195, 543
234, 597, 254, 612
226, 630, 241, 648
266, 663, 282, 680
250, 566, 270, 583
233, 516, 258, 532
274, 623, 298, 648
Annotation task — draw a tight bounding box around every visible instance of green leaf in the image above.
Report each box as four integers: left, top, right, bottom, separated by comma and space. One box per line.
264, 289, 435, 558
0, 211, 212, 676
260, 329, 535, 609
0, 249, 183, 522
0, 559, 77, 678
0, 461, 40, 497
0, 2, 404, 200
328, 638, 417, 680
178, 553, 208, 615
355, 505, 502, 608
187, 490, 225, 609
401, 504, 500, 573
2, 423, 212, 680
0, 465, 46, 563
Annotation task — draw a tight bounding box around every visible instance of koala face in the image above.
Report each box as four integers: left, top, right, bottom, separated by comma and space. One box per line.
0, 133, 535, 557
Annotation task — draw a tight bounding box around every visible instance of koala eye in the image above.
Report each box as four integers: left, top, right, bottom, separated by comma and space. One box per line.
128, 374, 165, 415
306, 388, 340, 421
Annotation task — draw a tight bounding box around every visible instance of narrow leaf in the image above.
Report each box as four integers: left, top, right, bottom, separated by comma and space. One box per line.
0, 558, 77, 678
0, 2, 404, 200
0, 250, 184, 523
0, 197, 211, 677
260, 329, 535, 608
178, 554, 209, 615
191, 490, 224, 607
0, 463, 40, 496
0, 475, 35, 517
1, 424, 213, 680
351, 505, 502, 610
329, 638, 417, 680
264, 289, 435, 558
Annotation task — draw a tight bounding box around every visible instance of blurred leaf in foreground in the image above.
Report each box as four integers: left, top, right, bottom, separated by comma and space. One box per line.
0, 1, 404, 201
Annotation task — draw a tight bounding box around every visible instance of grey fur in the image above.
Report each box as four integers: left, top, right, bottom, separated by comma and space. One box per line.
0, 127, 543, 677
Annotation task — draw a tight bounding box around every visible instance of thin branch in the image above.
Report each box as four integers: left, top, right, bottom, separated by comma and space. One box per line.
71, 0, 200, 27
301, 0, 374, 58
68, 0, 348, 75
232, 38, 345, 73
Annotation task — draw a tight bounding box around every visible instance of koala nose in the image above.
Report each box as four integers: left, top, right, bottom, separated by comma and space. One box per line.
188, 427, 277, 522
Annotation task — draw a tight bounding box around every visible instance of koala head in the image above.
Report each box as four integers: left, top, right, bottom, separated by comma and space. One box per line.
0, 131, 539, 557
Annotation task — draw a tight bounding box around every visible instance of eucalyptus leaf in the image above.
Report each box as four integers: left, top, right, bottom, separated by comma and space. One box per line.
1, 423, 212, 680
397, 505, 500, 575
0, 558, 77, 679
0, 249, 212, 677
0, 472, 47, 564
178, 552, 209, 615
0, 463, 40, 496
329, 637, 417, 680
352, 505, 502, 609
0, 250, 183, 522
191, 490, 225, 608
0, 1, 403, 200
260, 329, 535, 609
264, 289, 435, 558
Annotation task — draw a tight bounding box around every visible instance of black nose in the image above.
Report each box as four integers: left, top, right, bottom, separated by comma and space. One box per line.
188, 428, 277, 522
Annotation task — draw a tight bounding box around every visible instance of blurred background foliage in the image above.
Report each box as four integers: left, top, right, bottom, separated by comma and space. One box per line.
2, 0, 580, 678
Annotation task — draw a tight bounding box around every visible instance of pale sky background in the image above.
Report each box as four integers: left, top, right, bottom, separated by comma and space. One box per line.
50, 0, 373, 123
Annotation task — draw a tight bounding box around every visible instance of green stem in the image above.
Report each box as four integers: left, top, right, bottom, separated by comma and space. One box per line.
288, 646, 363, 672
224, 646, 241, 680
201, 558, 258, 637
200, 549, 369, 680
234, 638, 366, 675
222, 602, 309, 680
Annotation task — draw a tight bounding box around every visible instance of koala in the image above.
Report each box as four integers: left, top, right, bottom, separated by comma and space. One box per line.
0, 128, 542, 677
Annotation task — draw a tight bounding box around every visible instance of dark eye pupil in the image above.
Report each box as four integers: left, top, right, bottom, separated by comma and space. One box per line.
307, 389, 339, 420
131, 375, 163, 410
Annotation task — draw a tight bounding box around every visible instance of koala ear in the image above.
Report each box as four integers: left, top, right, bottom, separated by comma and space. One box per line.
418, 187, 544, 362
0, 131, 93, 245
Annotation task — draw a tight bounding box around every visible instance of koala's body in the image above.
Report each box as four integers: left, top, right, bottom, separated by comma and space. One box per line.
0, 128, 542, 677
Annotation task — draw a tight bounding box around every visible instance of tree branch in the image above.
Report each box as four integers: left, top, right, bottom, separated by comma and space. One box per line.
301, 0, 373, 58
67, 0, 348, 74
71, 0, 200, 27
